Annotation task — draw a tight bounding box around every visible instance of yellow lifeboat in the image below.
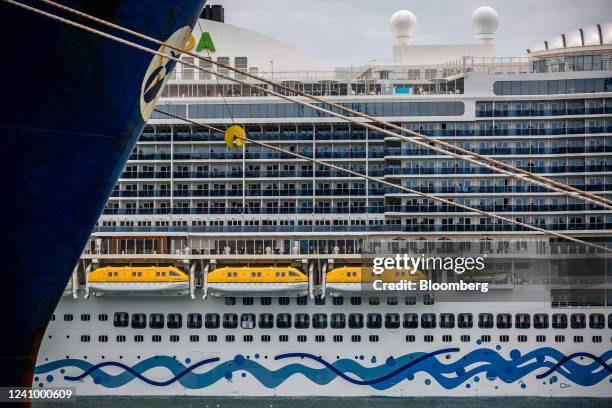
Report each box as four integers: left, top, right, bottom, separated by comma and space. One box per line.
326, 266, 427, 294
87, 266, 189, 296
207, 266, 308, 296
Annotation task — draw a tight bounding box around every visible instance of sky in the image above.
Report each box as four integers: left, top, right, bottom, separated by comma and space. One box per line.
211, 0, 612, 66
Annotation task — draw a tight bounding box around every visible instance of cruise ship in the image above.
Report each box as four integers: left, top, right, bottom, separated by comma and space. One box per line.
34, 6, 612, 397
0, 0, 207, 389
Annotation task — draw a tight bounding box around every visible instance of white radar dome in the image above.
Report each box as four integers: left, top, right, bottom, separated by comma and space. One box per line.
471, 6, 499, 44
389, 10, 418, 46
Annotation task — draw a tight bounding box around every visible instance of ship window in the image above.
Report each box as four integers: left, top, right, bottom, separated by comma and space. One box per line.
385, 313, 400, 329
225, 335, 235, 343
496, 313, 512, 329
297, 296, 308, 305
279, 335, 289, 342
478, 313, 494, 329
366, 313, 382, 329
351, 335, 361, 342
190, 335, 200, 342
167, 313, 182, 329
536, 335, 546, 343
592, 336, 602, 343
149, 313, 164, 329
368, 297, 380, 305
295, 313, 310, 329
278, 297, 290, 306
243, 335, 253, 343
64, 314, 74, 322
151, 335, 161, 342
555, 335, 565, 343
515, 313, 531, 329
406, 335, 416, 342
80, 314, 90, 322
348, 313, 364, 329
458, 313, 473, 328
368, 335, 379, 343
570, 313, 586, 329
440, 313, 455, 328
225, 297, 236, 306
350, 296, 362, 305
187, 313, 202, 329
589, 314, 605, 329
333, 335, 343, 343
387, 297, 398, 305
223, 314, 238, 329
98, 335, 108, 343
261, 335, 271, 342
80, 335, 90, 342
98, 314, 108, 321
297, 335, 307, 343
258, 313, 274, 329
330, 313, 346, 329
314, 296, 326, 306
518, 335, 528, 343
423, 294, 434, 305
499, 335, 509, 342
243, 297, 254, 306
461, 335, 471, 343
313, 313, 328, 329
442, 335, 452, 343
421, 313, 436, 329
424, 335, 434, 343
134, 335, 144, 343
574, 336, 583, 343
261, 297, 272, 306
534, 314, 549, 329
480, 335, 491, 343
276, 313, 292, 329
332, 296, 344, 306
205, 314, 220, 329
403, 313, 418, 329
552, 313, 568, 329
131, 313, 146, 329
208, 335, 217, 342
113, 312, 128, 327
316, 335, 326, 343
405, 296, 416, 305
609, 314, 612, 329
117, 335, 126, 342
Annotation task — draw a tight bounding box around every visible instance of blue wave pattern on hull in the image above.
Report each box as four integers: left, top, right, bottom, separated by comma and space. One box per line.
34, 348, 612, 390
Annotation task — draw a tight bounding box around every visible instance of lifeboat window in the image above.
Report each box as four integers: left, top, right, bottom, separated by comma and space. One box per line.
289, 271, 299, 277
223, 314, 238, 329
156, 272, 160, 277
107, 272, 112, 277
439, 314, 455, 329
162, 272, 166, 277
351, 335, 361, 343
138, 272, 142, 277
458, 313, 473, 328
131, 313, 146, 329
207, 335, 217, 342
403, 313, 418, 329
570, 313, 586, 329
225, 297, 236, 306
295, 313, 310, 329
226, 335, 235, 342
243, 297, 254, 306
552, 313, 568, 329
348, 313, 364, 329
366, 313, 382, 329
187, 313, 202, 329
421, 313, 437, 329
167, 313, 182, 329
149, 313, 164, 329
233, 272, 238, 277
114, 272, 118, 277
241, 314, 256, 329
169, 271, 179, 277
331, 313, 346, 329
278, 297, 290, 306
385, 313, 401, 329
205, 314, 220, 329
589, 313, 605, 329
313, 313, 328, 329
350, 297, 361, 306
297, 335, 307, 343
258, 313, 274, 329
227, 272, 232, 277
276, 313, 292, 329
261, 335, 271, 342
478, 313, 494, 329
132, 272, 137, 277
534, 314, 549, 329
113, 312, 129, 328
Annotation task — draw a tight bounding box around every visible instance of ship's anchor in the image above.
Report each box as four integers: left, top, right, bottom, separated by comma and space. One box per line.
224, 125, 246, 149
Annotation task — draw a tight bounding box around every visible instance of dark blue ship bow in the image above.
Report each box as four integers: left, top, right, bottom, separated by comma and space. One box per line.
0, 0, 205, 389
